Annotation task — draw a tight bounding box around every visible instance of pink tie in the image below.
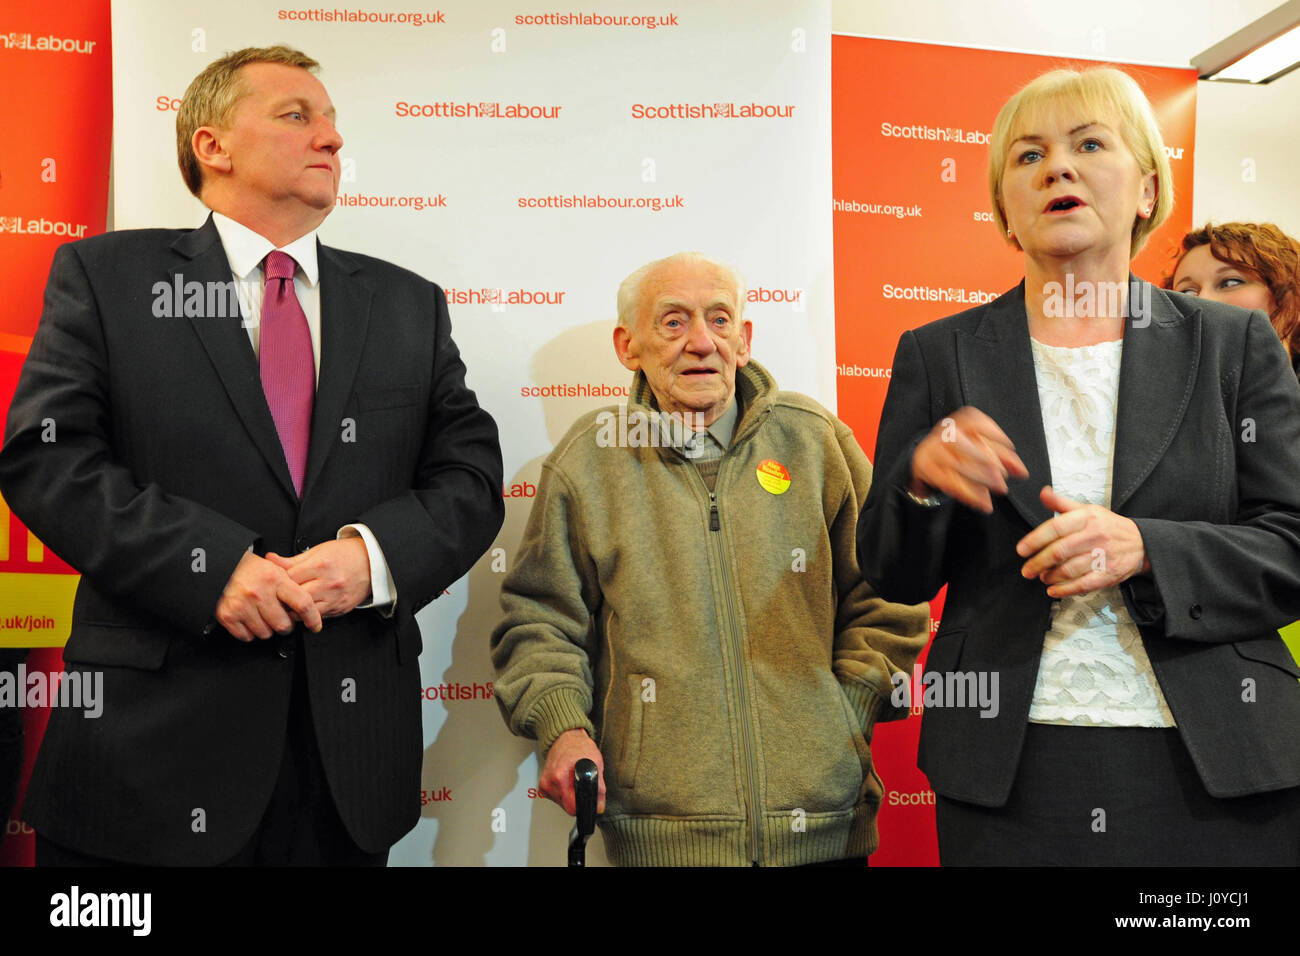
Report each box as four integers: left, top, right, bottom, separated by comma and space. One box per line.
260, 250, 314, 496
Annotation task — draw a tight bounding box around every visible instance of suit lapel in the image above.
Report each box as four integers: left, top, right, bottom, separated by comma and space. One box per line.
956, 282, 1054, 529
302, 242, 373, 499
956, 278, 1199, 523
1111, 280, 1198, 512
172, 218, 297, 500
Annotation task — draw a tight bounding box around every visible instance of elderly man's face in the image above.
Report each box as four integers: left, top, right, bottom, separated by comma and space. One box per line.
614, 261, 752, 426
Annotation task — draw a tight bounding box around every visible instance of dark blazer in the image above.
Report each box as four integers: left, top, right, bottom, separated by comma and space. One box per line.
857, 279, 1300, 806
0, 217, 504, 863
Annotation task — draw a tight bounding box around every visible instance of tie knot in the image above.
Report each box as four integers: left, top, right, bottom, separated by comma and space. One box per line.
264, 250, 297, 283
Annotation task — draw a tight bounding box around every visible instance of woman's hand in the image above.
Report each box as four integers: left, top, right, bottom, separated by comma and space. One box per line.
910, 406, 1028, 513
1017, 486, 1151, 597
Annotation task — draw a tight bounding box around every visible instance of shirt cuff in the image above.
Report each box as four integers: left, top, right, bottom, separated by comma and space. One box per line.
338, 524, 397, 617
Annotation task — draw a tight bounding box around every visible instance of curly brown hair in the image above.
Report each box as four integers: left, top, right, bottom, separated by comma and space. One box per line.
1166, 222, 1300, 359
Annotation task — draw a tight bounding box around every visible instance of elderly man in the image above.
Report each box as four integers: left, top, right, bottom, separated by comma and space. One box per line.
0, 46, 502, 865
491, 252, 928, 866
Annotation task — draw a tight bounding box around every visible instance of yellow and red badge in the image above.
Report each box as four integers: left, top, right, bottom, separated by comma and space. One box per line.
755, 458, 791, 495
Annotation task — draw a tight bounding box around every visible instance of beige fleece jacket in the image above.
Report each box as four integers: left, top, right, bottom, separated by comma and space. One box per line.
491, 361, 929, 865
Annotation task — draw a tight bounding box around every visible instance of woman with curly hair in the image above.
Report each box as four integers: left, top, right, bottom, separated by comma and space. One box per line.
1169, 221, 1300, 376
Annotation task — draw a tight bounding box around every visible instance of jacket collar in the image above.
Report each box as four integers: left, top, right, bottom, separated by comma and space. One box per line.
171, 215, 373, 503
628, 359, 777, 449
1111, 280, 1198, 511
171, 217, 297, 499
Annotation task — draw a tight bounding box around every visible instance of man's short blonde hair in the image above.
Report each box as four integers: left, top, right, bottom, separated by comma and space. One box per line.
176, 45, 320, 198
616, 252, 747, 328
987, 67, 1173, 257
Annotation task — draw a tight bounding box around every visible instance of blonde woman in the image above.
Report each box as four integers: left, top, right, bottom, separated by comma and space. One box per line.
858, 68, 1300, 865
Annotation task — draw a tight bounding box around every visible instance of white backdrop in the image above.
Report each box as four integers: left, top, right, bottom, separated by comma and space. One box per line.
110, 0, 834, 864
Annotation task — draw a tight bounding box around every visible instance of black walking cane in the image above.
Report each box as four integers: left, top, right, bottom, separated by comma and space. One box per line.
567, 758, 599, 866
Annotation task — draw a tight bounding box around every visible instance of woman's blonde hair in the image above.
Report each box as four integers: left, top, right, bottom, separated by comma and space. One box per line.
987, 67, 1173, 257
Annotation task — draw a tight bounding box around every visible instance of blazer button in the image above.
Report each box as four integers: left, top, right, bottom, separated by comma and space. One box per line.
294, 537, 307, 551
1189, 604, 1203, 620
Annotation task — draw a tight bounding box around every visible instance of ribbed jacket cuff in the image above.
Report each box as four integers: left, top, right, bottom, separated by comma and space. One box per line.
530, 689, 596, 756
841, 680, 886, 736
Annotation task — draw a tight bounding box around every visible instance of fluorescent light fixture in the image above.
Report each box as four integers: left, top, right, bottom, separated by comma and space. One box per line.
1193, 0, 1300, 83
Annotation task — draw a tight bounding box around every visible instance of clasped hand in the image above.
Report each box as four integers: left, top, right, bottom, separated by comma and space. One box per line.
214, 538, 373, 641
1016, 486, 1149, 598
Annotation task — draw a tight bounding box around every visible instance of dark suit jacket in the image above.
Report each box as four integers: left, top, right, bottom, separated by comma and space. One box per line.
0, 217, 504, 863
857, 279, 1300, 806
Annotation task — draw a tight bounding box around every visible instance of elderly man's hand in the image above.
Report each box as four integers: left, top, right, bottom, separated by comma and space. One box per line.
910, 406, 1029, 513
1017, 486, 1151, 597
539, 728, 606, 816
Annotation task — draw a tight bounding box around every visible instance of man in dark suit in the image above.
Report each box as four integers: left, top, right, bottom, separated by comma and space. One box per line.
0, 46, 503, 865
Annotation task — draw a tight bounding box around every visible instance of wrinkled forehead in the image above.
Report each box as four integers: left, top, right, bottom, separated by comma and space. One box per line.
642, 263, 740, 312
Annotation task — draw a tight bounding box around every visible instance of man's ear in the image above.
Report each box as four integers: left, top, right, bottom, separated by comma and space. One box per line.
734, 319, 753, 368
192, 126, 232, 179
613, 323, 640, 372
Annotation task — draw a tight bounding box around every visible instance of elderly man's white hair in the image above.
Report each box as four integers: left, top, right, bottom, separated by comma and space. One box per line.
616, 252, 747, 329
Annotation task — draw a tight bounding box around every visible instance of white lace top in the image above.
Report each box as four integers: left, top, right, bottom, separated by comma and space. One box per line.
1026, 337, 1175, 727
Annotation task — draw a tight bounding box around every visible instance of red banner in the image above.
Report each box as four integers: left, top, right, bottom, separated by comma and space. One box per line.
0, 0, 112, 867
